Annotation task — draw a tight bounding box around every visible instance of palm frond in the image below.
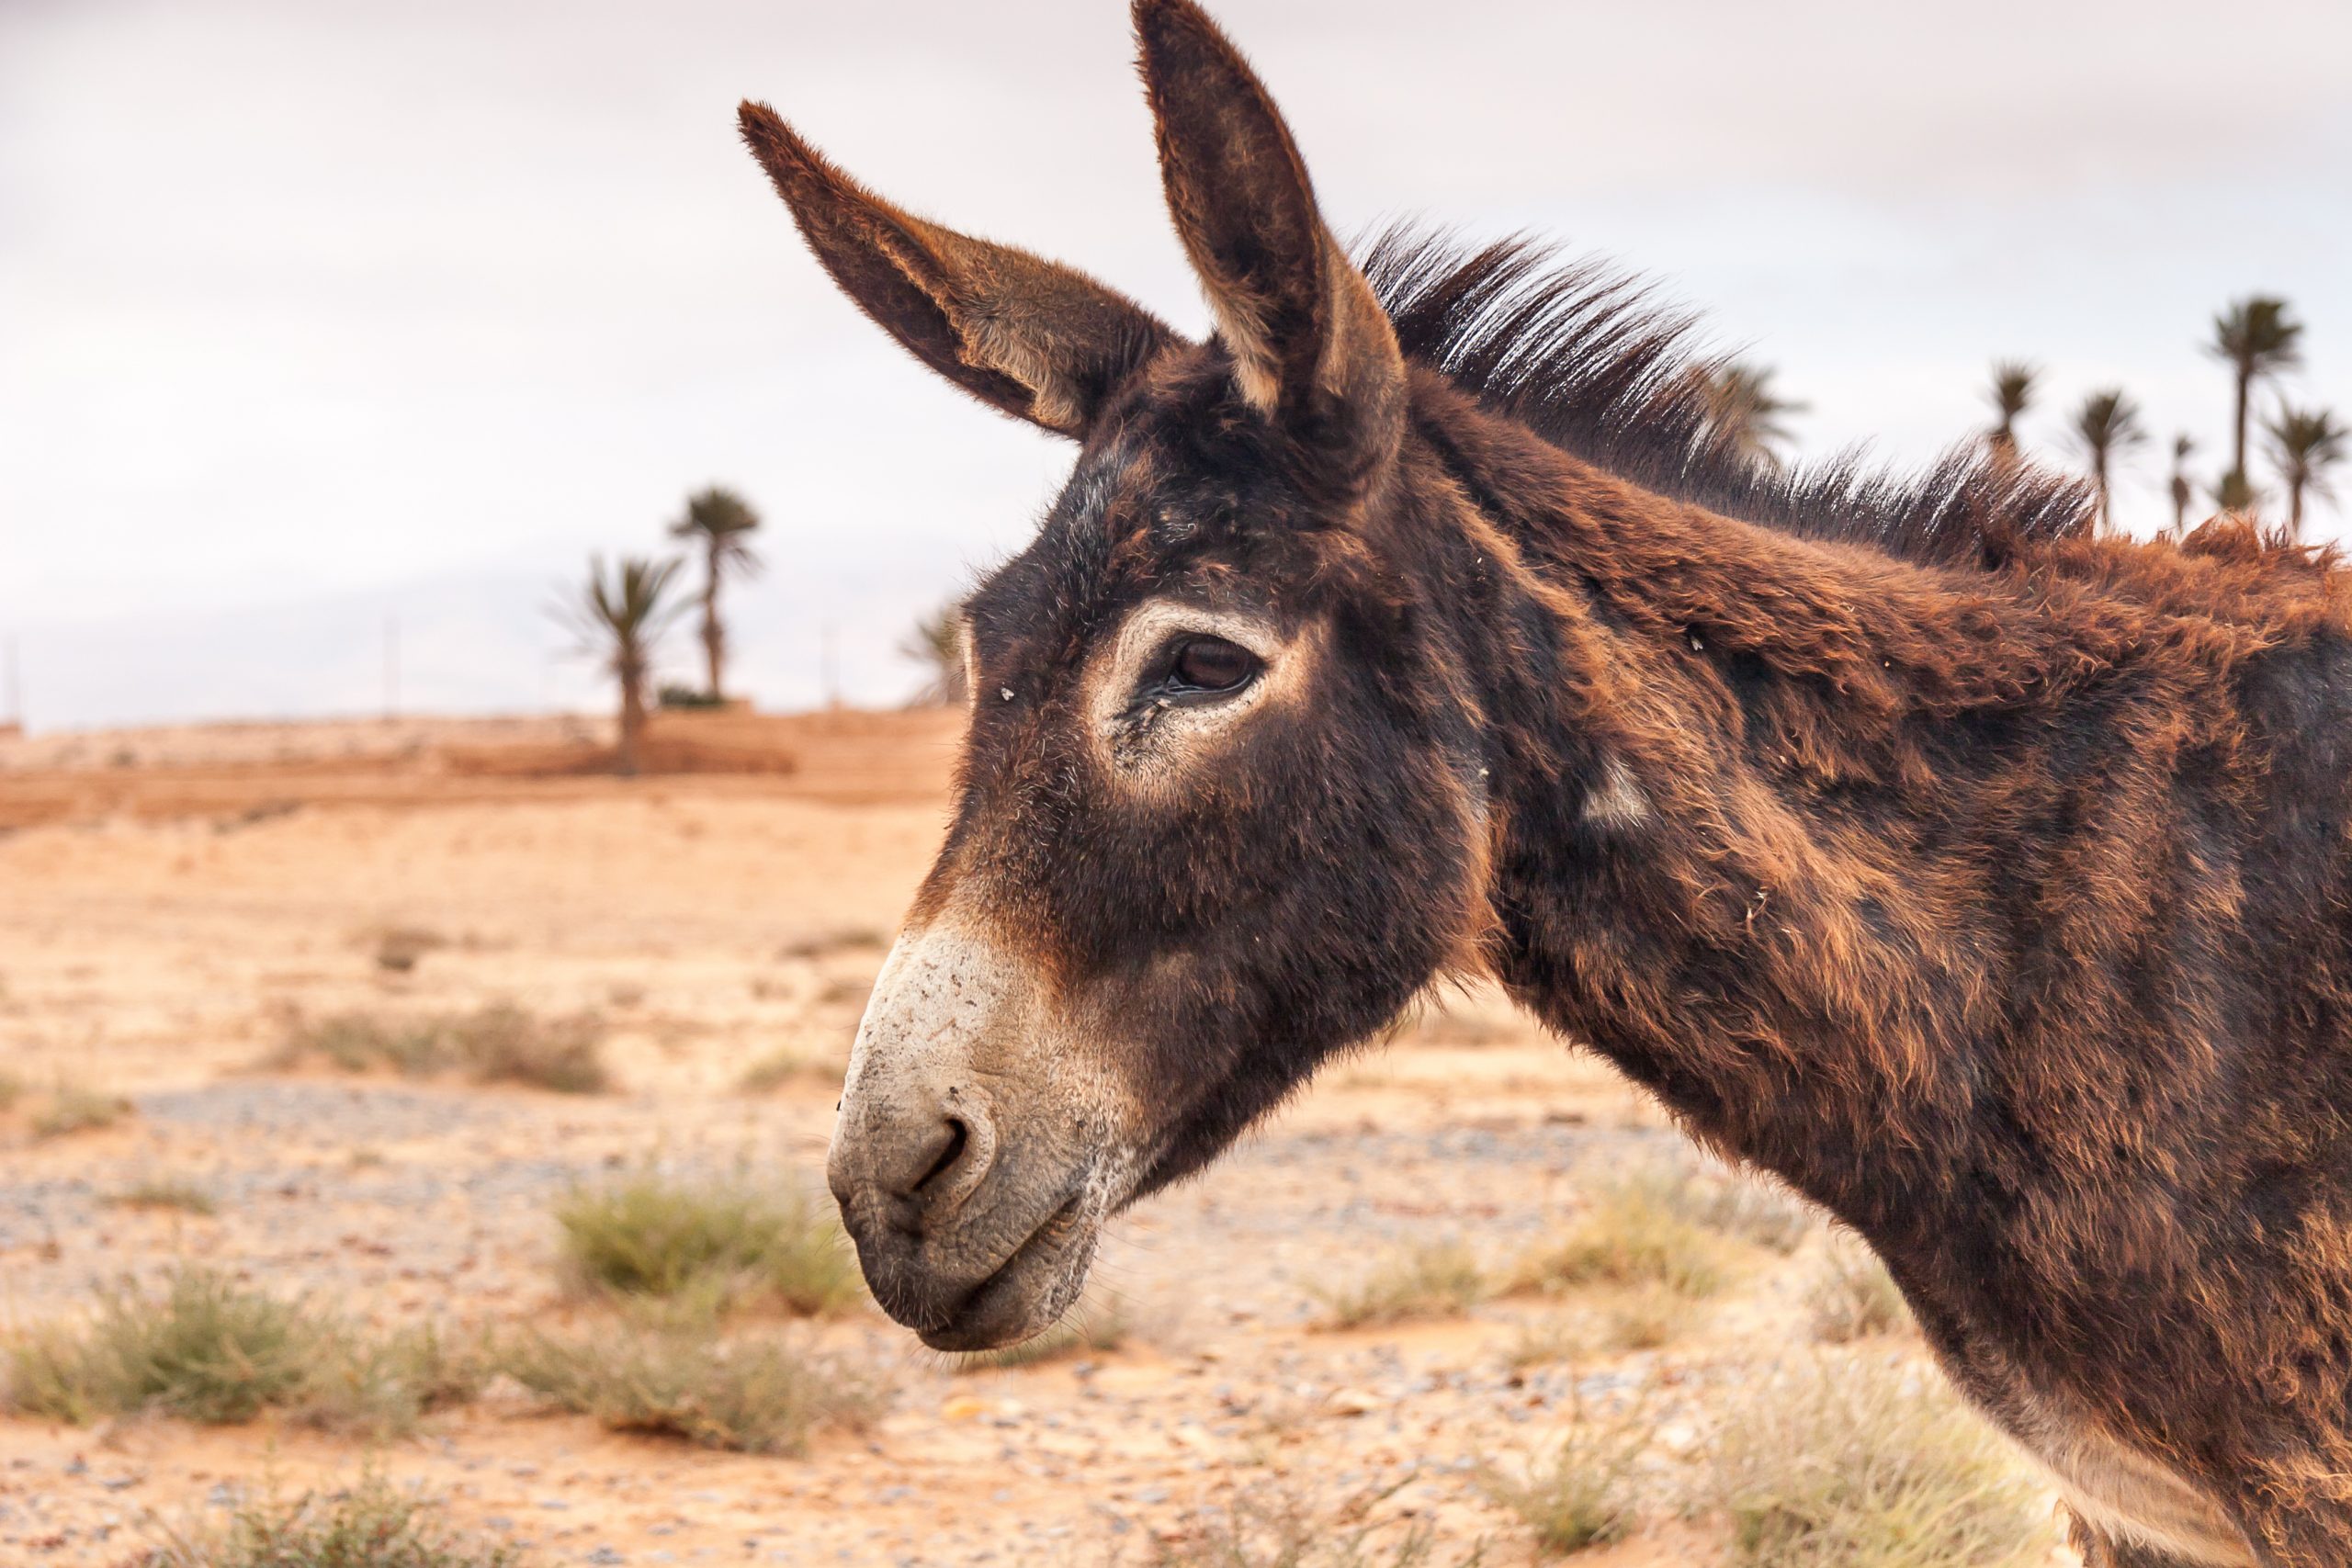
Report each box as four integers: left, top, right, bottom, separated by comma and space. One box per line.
2070, 389, 2148, 465
1983, 360, 2039, 459
555, 556, 688, 675
670, 486, 764, 578
1699, 359, 1806, 469
2209, 297, 2305, 378
2266, 405, 2349, 504
1988, 361, 2037, 422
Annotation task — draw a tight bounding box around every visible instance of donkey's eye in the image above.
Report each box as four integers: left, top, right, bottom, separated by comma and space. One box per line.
1167, 636, 1259, 696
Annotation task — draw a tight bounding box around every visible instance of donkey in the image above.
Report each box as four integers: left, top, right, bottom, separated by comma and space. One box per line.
739, 4, 2352, 1563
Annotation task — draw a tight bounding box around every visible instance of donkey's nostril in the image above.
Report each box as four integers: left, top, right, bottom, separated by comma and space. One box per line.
915, 1118, 971, 1196
838, 1097, 1000, 1239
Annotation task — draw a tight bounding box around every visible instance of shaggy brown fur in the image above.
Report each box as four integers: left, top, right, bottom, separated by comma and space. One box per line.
742, 4, 2352, 1562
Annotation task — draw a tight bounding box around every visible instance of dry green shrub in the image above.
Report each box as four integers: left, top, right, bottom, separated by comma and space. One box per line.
456, 1004, 608, 1092
6, 1268, 311, 1424
0, 1071, 21, 1111
1316, 1240, 1488, 1330
495, 1322, 879, 1456
276, 1004, 607, 1093
107, 1175, 220, 1216
280, 1014, 442, 1076
1599, 1285, 1701, 1352
1477, 1393, 1651, 1554
370, 926, 447, 974
952, 1287, 1131, 1372
1502, 1314, 1589, 1371
735, 1046, 840, 1094
294, 1323, 489, 1438
3, 1267, 480, 1438
1806, 1237, 1914, 1344
554, 1170, 857, 1316
1510, 1179, 1729, 1299
1659, 1161, 1820, 1254
1138, 1474, 1458, 1567
134, 1472, 519, 1568
1709, 1353, 2046, 1568
775, 927, 888, 962
30, 1079, 133, 1139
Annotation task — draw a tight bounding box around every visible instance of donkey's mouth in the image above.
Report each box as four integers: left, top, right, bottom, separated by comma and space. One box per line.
911, 1190, 1098, 1353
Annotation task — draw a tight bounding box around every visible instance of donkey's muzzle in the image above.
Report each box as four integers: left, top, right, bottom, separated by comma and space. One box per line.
824, 921, 1114, 1349
827, 1086, 1054, 1348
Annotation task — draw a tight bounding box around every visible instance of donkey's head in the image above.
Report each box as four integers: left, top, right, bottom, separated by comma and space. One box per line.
743, 0, 1498, 1349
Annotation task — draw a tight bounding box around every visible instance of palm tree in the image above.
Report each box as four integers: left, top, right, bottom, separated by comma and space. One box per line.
668, 486, 763, 703
2208, 296, 2304, 502
2265, 405, 2349, 543
559, 556, 685, 775
2070, 389, 2148, 535
1986, 360, 2038, 462
1702, 360, 1806, 469
2167, 434, 2197, 536
899, 602, 968, 707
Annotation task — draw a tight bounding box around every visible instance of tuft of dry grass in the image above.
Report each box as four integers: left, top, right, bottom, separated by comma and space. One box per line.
1708, 1352, 2047, 1568
274, 1004, 609, 1093
1658, 1161, 1821, 1255
495, 1321, 880, 1456
1136, 1474, 1461, 1567
1599, 1285, 1701, 1353
107, 1175, 220, 1216
294, 1322, 489, 1438
554, 1170, 858, 1316
280, 1014, 442, 1076
1316, 1240, 1489, 1330
1510, 1179, 1731, 1300
6, 1267, 311, 1425
1477, 1393, 1651, 1555
952, 1287, 1131, 1372
134, 1472, 520, 1568
1502, 1314, 1589, 1371
1806, 1237, 1914, 1344
29, 1079, 133, 1139
456, 1003, 608, 1092
775, 927, 888, 962
0, 1070, 21, 1111
369, 925, 448, 974
735, 1046, 841, 1094
3, 1266, 481, 1438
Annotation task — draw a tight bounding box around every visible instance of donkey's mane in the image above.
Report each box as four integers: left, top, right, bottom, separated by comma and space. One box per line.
1361, 228, 2097, 573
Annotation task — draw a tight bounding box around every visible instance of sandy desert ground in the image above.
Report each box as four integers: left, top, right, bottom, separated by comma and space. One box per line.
0, 711, 2082, 1566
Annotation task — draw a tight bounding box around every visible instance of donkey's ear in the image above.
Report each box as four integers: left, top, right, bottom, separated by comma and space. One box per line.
1135, 0, 1404, 488
739, 103, 1176, 439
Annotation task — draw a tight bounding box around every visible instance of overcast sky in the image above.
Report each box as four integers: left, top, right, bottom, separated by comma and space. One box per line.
4, 0, 2348, 729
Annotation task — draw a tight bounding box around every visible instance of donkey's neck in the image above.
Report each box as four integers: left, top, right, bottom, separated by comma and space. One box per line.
1415, 391, 2112, 1233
